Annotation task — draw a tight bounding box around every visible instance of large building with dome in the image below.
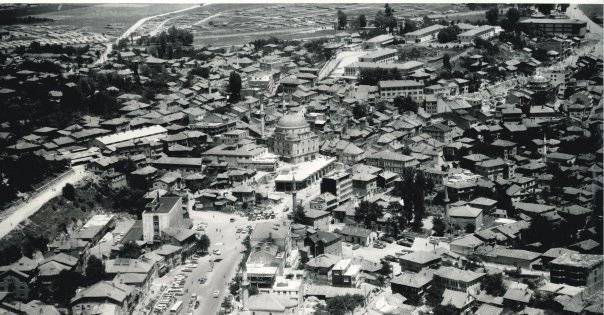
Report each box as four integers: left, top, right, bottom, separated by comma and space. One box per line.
272, 111, 320, 164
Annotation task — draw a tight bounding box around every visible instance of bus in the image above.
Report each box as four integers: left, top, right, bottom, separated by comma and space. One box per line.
170, 300, 183, 314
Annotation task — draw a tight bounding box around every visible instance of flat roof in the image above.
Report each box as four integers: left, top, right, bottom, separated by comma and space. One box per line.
95, 125, 167, 146
378, 80, 424, 88
275, 156, 336, 182
520, 18, 587, 25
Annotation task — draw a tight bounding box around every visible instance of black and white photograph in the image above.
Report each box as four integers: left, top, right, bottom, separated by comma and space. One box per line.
0, 2, 602, 314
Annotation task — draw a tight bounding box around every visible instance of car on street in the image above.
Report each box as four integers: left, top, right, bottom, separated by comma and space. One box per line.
213, 249, 222, 255
198, 277, 207, 284
213, 290, 220, 298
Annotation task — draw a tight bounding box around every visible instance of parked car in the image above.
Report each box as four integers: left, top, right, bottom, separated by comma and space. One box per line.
213, 290, 220, 298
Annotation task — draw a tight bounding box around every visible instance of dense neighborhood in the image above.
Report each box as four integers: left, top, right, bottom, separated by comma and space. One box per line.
0, 2, 602, 315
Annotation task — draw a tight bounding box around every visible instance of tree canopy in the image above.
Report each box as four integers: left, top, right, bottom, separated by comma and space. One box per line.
326, 294, 365, 315
228, 71, 242, 103
337, 10, 347, 29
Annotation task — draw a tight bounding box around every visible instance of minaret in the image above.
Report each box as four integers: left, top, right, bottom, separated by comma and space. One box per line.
260, 101, 265, 140
442, 164, 450, 220
542, 132, 548, 163
241, 269, 250, 311
292, 173, 297, 211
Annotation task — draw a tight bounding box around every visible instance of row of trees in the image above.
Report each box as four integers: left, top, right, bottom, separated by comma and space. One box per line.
0, 154, 69, 207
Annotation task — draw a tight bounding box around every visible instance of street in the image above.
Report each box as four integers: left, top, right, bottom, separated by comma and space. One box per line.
136, 210, 249, 315
0, 165, 88, 239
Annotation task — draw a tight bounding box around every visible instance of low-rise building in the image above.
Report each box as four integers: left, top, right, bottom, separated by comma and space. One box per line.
550, 253, 604, 288
405, 25, 446, 43
458, 25, 497, 43
399, 251, 442, 272
378, 80, 425, 101
71, 281, 137, 315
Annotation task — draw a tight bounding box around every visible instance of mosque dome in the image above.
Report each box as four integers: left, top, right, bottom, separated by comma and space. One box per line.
277, 112, 307, 129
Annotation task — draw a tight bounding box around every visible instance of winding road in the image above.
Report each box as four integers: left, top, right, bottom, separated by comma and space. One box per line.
95, 4, 202, 64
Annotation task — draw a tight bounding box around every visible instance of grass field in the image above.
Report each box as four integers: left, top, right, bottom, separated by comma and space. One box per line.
33, 3, 194, 34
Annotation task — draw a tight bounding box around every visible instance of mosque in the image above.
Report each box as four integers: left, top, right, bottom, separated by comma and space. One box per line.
272, 111, 320, 164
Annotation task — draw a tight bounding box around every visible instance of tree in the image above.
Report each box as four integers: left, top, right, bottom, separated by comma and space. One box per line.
437, 25, 460, 43
480, 273, 506, 296
357, 14, 367, 28
535, 4, 554, 15
352, 103, 368, 120
114, 159, 137, 174
433, 304, 459, 315
337, 10, 347, 29
402, 20, 417, 34
248, 285, 259, 296
393, 96, 418, 113
196, 234, 210, 253
432, 216, 446, 236
412, 172, 426, 229
486, 8, 499, 25
227, 71, 242, 103
84, 256, 106, 285
118, 241, 142, 258
326, 294, 365, 315
62, 183, 76, 201
465, 223, 476, 233
354, 201, 383, 228
52, 270, 83, 305
505, 7, 520, 25
443, 54, 452, 71
293, 204, 306, 224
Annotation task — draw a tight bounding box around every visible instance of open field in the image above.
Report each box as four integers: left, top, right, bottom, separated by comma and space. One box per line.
32, 4, 194, 35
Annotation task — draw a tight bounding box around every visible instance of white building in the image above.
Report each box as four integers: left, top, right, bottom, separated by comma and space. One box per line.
377, 80, 425, 101
358, 48, 397, 63
142, 196, 184, 243
92, 125, 168, 151
458, 25, 497, 43
404, 25, 446, 43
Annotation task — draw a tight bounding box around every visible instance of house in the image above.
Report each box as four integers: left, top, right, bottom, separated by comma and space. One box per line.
432, 266, 484, 293
503, 287, 533, 311
331, 259, 362, 288
399, 251, 442, 272
390, 270, 434, 302
449, 234, 484, 255
37, 253, 79, 284
302, 210, 331, 230
71, 281, 137, 315
308, 192, 338, 212
440, 289, 474, 314
550, 253, 604, 288
337, 225, 374, 246
246, 243, 284, 288
0, 269, 33, 300
447, 205, 483, 230
247, 293, 298, 315
306, 230, 342, 257
305, 254, 340, 279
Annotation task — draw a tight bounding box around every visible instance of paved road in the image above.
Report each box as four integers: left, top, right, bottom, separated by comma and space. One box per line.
0, 165, 87, 239
187, 211, 246, 315
137, 210, 248, 315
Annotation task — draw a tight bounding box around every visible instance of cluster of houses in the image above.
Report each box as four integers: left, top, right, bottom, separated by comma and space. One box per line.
0, 3, 602, 315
